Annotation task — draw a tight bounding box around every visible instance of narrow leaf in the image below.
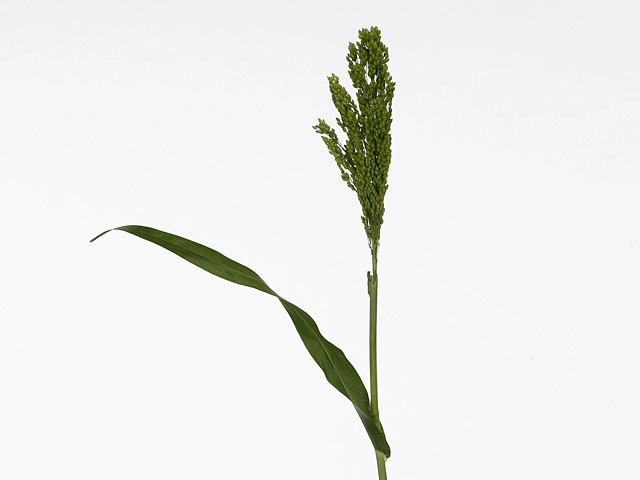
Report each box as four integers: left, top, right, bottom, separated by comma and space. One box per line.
91, 225, 390, 458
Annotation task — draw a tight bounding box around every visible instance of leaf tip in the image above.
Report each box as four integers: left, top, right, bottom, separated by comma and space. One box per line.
89, 229, 113, 243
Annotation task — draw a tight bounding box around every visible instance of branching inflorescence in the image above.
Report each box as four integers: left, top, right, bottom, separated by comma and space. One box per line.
314, 26, 395, 250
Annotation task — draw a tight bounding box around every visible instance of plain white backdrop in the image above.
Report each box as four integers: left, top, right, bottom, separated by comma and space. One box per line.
1, 1, 639, 479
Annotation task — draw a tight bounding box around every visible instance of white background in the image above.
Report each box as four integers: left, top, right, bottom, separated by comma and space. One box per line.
1, 1, 639, 479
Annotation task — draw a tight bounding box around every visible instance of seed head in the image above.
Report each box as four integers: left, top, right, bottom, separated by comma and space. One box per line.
313, 26, 395, 250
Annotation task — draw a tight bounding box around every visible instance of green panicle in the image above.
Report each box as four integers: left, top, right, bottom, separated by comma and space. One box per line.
313, 26, 395, 249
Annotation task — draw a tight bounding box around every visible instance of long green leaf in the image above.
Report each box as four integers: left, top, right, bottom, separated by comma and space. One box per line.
91, 225, 390, 458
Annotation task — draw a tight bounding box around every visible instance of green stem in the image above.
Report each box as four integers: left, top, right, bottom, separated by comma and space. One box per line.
369, 243, 387, 480
375, 450, 388, 480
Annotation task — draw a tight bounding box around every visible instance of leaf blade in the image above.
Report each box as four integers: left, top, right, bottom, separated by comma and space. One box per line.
91, 225, 390, 458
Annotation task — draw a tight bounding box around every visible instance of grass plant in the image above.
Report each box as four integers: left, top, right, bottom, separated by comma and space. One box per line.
92, 26, 395, 479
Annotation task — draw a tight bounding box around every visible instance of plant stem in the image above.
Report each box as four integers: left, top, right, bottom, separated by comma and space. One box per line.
369, 243, 387, 480
375, 450, 388, 480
